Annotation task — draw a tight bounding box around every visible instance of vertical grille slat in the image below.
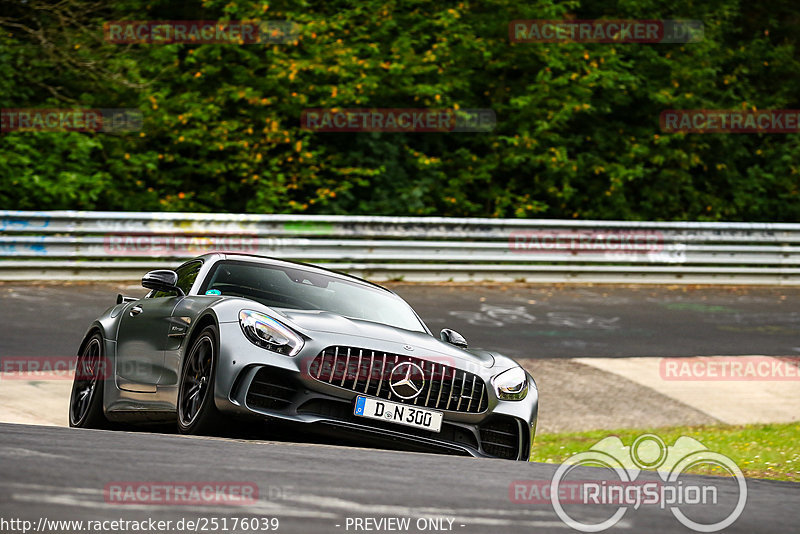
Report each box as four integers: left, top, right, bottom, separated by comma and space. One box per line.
435, 365, 446, 409
416, 361, 423, 406
466, 376, 477, 412
315, 349, 325, 379
340, 347, 351, 386
352, 349, 363, 388
423, 361, 433, 407
386, 354, 398, 401
364, 351, 375, 394
446, 369, 457, 410
328, 347, 339, 383
456, 372, 467, 411
375, 353, 388, 396
311, 346, 487, 414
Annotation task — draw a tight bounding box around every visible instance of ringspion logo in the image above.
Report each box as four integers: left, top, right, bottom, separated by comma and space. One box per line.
511, 480, 664, 504
519, 434, 747, 532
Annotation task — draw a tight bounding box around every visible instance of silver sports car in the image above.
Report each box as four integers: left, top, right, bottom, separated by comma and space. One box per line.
69, 253, 538, 460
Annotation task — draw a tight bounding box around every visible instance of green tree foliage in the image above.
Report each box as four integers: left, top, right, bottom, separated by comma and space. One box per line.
1, 0, 799, 220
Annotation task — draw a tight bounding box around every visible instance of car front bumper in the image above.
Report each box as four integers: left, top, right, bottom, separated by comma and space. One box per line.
213, 321, 538, 461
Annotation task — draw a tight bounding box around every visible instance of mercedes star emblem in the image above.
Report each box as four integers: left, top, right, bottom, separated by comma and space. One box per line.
389, 362, 426, 400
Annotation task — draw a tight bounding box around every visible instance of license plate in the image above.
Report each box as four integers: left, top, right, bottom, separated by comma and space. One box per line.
354, 396, 443, 433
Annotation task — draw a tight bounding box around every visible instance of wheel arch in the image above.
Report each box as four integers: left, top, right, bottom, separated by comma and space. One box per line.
176, 311, 225, 433
71, 323, 113, 427
77, 323, 105, 354
185, 312, 220, 351
179, 312, 221, 377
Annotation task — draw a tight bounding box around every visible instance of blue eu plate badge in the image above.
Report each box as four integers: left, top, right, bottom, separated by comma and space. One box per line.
354, 396, 366, 415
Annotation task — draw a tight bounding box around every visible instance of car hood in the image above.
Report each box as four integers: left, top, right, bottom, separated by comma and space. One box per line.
274, 309, 494, 368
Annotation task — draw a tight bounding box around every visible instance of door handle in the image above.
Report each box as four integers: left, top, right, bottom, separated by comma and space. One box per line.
129, 305, 143, 317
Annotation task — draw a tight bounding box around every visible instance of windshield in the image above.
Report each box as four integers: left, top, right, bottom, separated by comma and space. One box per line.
200, 260, 426, 333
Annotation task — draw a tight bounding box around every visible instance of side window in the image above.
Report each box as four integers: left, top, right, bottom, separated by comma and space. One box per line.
176, 261, 202, 295
149, 261, 202, 298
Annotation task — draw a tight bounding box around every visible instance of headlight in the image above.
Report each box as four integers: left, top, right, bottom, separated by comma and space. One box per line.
239, 310, 304, 356
492, 366, 528, 401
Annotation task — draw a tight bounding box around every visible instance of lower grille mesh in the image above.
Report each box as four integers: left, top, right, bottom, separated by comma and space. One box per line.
245, 367, 297, 411
479, 417, 522, 460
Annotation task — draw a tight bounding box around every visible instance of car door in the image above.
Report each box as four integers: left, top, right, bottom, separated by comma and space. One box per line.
115, 295, 178, 392
115, 261, 203, 392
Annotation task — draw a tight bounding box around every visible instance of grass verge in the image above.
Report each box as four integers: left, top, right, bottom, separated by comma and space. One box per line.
531, 422, 800, 481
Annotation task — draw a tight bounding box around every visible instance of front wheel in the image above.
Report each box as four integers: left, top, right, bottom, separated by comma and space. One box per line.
177, 325, 223, 435
69, 333, 109, 428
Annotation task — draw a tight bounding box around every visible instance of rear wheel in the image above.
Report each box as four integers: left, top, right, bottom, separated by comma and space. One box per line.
177, 325, 223, 434
69, 334, 109, 428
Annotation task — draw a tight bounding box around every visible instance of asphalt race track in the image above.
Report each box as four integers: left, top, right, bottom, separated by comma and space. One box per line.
3, 282, 800, 359
1, 423, 798, 534
1, 282, 800, 533
395, 284, 800, 359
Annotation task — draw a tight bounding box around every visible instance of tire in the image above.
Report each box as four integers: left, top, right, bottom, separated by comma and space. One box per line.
69, 333, 109, 428
177, 325, 224, 435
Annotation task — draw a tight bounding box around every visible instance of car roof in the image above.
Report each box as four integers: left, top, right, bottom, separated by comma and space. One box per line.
195, 252, 395, 294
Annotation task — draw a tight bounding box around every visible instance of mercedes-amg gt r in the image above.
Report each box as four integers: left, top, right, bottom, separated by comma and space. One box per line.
69, 253, 538, 460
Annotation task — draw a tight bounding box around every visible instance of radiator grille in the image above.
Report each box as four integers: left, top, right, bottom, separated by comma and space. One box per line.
308, 346, 488, 414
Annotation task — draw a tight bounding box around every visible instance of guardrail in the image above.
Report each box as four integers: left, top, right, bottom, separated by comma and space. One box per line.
1, 210, 799, 284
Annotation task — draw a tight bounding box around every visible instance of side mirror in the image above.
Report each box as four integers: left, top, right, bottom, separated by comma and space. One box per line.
142, 270, 184, 296
440, 328, 468, 348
